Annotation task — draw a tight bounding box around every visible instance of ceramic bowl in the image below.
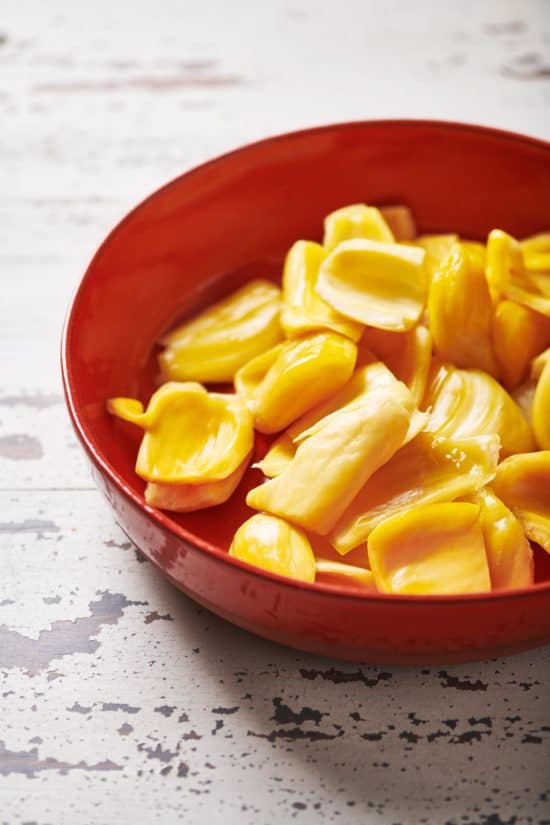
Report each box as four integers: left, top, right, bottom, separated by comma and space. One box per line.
62, 120, 550, 665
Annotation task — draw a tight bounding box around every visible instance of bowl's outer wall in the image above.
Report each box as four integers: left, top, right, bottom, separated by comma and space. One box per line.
64, 121, 550, 664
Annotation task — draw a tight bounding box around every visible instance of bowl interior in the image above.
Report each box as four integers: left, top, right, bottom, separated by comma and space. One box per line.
64, 120, 550, 579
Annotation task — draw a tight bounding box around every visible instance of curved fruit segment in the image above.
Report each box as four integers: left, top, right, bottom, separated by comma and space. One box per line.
145, 456, 250, 512
379, 205, 417, 241
532, 348, 550, 449
368, 502, 490, 595
228, 513, 315, 582
255, 361, 422, 478
246, 388, 417, 535
487, 230, 550, 317
492, 300, 550, 390
423, 365, 535, 458
521, 232, 550, 256
414, 234, 458, 281
461, 240, 486, 274
323, 204, 394, 251
362, 325, 432, 406
330, 433, 500, 554
280, 241, 363, 340
158, 280, 282, 383
486, 229, 523, 303
428, 241, 498, 376
235, 332, 357, 434
315, 560, 377, 590
107, 382, 254, 483
492, 451, 550, 554
464, 488, 533, 590
317, 239, 427, 331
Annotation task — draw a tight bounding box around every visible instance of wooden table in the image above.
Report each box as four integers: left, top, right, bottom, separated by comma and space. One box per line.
1, 2, 549, 822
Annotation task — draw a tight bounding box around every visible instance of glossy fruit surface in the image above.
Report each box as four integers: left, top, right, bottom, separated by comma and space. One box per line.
62, 120, 550, 664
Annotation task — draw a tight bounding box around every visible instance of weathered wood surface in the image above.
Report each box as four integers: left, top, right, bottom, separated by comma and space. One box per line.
1, 1, 549, 823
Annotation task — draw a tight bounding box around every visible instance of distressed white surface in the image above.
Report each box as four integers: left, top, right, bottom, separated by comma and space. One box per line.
1, 1, 549, 823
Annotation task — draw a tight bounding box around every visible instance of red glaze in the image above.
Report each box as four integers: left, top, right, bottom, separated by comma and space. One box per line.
62, 120, 550, 665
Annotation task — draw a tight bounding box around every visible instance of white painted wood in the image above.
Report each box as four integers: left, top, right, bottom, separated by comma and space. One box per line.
1, 0, 549, 822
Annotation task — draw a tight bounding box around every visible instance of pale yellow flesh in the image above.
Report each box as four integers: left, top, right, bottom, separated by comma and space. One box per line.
316, 239, 427, 331
228, 513, 316, 582
368, 502, 491, 595
107, 382, 254, 483
246, 388, 415, 535
330, 433, 500, 554
158, 279, 283, 383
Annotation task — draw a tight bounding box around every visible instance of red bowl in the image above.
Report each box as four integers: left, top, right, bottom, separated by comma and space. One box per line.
62, 120, 550, 665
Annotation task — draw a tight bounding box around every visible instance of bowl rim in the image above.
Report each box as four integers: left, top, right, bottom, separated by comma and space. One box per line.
61, 117, 550, 605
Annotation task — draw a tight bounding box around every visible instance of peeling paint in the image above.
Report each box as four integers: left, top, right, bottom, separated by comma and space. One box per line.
144, 611, 173, 624
438, 671, 488, 691
0, 592, 146, 675
0, 741, 121, 777
0, 434, 43, 460
102, 703, 140, 714
300, 668, 392, 687
0, 519, 60, 537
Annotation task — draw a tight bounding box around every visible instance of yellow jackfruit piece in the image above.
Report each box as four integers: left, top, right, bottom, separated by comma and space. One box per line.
428, 241, 499, 376
379, 205, 417, 241
314, 560, 377, 590
158, 280, 282, 383
330, 433, 500, 554
246, 388, 419, 535
487, 229, 550, 317
145, 457, 249, 512
255, 361, 422, 478
532, 348, 550, 449
493, 451, 550, 554
461, 240, 486, 274
280, 241, 363, 340
368, 502, 491, 595
414, 234, 458, 281
323, 204, 394, 251
423, 365, 535, 457
362, 325, 432, 406
521, 232, 550, 256
107, 382, 253, 483
492, 300, 550, 391
464, 488, 533, 590
235, 332, 357, 434
316, 239, 427, 331
229, 514, 315, 582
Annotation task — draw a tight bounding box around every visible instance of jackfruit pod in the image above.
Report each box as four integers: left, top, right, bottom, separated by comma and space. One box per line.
255, 361, 422, 478
317, 239, 427, 331
493, 451, 550, 554
235, 332, 357, 434
463, 488, 533, 590
158, 280, 282, 383
414, 234, 458, 281
107, 382, 254, 484
423, 365, 535, 457
362, 325, 432, 405
246, 388, 419, 535
323, 204, 394, 251
280, 241, 363, 340
532, 348, 550, 449
315, 559, 377, 590
330, 432, 500, 554
379, 205, 417, 241
368, 502, 491, 595
145, 456, 249, 512
228, 514, 316, 582
492, 300, 550, 391
488, 230, 550, 317
428, 241, 499, 376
